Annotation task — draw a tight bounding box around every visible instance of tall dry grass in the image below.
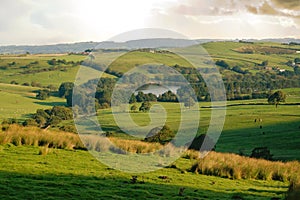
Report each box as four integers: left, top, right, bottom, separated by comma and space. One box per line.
0, 125, 164, 154
0, 124, 84, 150
190, 151, 300, 184
80, 135, 163, 154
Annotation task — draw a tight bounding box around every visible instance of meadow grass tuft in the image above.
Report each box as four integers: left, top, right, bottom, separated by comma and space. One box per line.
190, 151, 300, 184
0, 124, 84, 150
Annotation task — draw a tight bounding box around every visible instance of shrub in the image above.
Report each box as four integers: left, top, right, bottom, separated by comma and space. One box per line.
139, 101, 152, 112
250, 147, 273, 160
22, 119, 38, 127
50, 106, 73, 120
144, 125, 175, 145
36, 89, 50, 100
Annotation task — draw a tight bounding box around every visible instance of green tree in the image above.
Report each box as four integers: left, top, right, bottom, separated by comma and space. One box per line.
58, 82, 74, 98
144, 125, 175, 145
215, 60, 230, 69
130, 104, 138, 112
268, 90, 286, 108
129, 94, 137, 104
36, 90, 50, 100
139, 101, 152, 112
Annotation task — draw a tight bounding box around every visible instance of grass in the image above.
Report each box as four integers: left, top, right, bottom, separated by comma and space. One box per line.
0, 144, 290, 200
92, 88, 300, 161
0, 54, 115, 87
190, 151, 300, 182
0, 83, 66, 121
0, 124, 83, 150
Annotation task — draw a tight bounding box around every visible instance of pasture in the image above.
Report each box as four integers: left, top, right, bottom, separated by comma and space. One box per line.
0, 83, 65, 121
95, 88, 300, 161
0, 144, 289, 199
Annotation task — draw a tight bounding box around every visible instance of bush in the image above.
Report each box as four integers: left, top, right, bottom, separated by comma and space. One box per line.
10, 80, 18, 85
22, 82, 30, 86
139, 101, 152, 112
215, 60, 230, 69
51, 106, 73, 120
144, 125, 175, 145
59, 125, 77, 133
250, 147, 273, 160
36, 90, 50, 100
22, 119, 38, 127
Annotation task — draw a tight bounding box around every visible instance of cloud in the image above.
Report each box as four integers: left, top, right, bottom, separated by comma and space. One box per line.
167, 0, 300, 18
271, 0, 300, 10
147, 0, 300, 39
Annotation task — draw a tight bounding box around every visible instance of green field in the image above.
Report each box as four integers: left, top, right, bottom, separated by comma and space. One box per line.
94, 88, 300, 161
0, 144, 288, 200
0, 54, 115, 87
0, 83, 66, 121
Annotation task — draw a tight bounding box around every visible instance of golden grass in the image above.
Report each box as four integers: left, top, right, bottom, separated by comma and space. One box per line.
190, 151, 300, 184
0, 124, 84, 150
109, 137, 162, 153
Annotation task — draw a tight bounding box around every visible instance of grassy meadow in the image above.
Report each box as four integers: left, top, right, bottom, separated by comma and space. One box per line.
0, 83, 65, 121
0, 41, 299, 199
0, 143, 290, 200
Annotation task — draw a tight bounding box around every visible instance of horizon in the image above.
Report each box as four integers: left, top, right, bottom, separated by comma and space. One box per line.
1, 36, 300, 47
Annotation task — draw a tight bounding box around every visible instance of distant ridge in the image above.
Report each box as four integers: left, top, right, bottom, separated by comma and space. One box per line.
0, 38, 299, 54
0, 38, 201, 54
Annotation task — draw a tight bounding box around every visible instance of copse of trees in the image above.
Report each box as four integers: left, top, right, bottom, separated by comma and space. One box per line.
157, 90, 178, 102
23, 106, 73, 128
58, 63, 300, 113
47, 58, 80, 66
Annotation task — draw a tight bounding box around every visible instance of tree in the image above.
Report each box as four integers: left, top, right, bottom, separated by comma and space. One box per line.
58, 82, 74, 98
268, 90, 286, 108
215, 60, 230, 69
139, 101, 152, 112
36, 90, 50, 100
129, 94, 137, 104
144, 125, 175, 144
130, 104, 138, 112
158, 91, 178, 102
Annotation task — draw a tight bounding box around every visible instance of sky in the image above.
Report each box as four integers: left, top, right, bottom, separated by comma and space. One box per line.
0, 0, 299, 45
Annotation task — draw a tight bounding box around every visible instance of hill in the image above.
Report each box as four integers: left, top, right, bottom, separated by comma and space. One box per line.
1, 38, 300, 54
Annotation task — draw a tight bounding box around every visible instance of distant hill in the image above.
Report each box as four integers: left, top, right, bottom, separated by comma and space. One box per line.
0, 39, 204, 54
1, 38, 299, 54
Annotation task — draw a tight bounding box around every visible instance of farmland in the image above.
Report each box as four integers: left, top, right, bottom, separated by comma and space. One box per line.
0, 41, 299, 199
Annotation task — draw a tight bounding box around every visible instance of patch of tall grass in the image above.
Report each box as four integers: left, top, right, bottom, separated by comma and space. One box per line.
80, 135, 163, 154
190, 151, 300, 184
0, 124, 84, 150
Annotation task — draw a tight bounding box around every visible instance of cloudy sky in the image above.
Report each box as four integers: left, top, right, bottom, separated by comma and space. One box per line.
0, 0, 299, 45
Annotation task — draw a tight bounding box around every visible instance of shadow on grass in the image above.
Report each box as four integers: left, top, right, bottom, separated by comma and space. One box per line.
216, 118, 300, 161
0, 170, 284, 200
